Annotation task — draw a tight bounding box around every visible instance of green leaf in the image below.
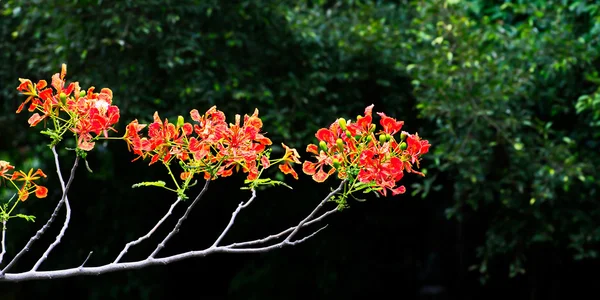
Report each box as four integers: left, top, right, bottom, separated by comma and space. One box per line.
15, 214, 36, 222
132, 181, 167, 189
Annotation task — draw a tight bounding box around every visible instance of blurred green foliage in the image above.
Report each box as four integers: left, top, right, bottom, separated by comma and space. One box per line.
1, 0, 600, 298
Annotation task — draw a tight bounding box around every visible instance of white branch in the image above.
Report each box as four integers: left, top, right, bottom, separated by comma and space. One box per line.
113, 198, 182, 263
0, 220, 6, 265
1, 248, 219, 281
211, 189, 257, 247
149, 179, 211, 258
220, 181, 344, 250
0, 179, 345, 282
284, 180, 345, 242
222, 206, 338, 249
220, 225, 330, 253
31, 147, 76, 271
0, 147, 79, 276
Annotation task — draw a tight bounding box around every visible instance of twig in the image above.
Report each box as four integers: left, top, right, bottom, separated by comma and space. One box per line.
79, 251, 93, 268
149, 180, 211, 258
30, 148, 79, 271
211, 189, 257, 248
0, 147, 79, 276
113, 198, 182, 263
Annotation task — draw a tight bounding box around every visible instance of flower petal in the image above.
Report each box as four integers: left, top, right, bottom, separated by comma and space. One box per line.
35, 185, 49, 198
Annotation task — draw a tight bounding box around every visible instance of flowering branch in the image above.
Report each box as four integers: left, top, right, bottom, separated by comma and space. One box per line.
0, 65, 431, 282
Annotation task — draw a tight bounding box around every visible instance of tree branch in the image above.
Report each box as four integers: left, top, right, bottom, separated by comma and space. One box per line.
0, 221, 327, 282
221, 206, 338, 249
113, 198, 182, 263
31, 148, 79, 271
211, 189, 257, 247
0, 147, 79, 276
149, 179, 211, 258
0, 220, 6, 265
284, 180, 345, 242
0, 179, 344, 282
220, 225, 330, 253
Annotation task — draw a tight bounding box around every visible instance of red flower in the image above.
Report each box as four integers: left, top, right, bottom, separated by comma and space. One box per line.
346, 104, 374, 136
303, 104, 430, 197
377, 112, 404, 135
356, 145, 406, 196
302, 144, 335, 182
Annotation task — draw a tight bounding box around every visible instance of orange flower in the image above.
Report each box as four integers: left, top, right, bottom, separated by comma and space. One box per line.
279, 143, 301, 179
11, 168, 48, 201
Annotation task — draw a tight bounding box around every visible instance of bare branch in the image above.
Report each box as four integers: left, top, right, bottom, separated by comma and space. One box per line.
30, 147, 79, 271
0, 219, 327, 283
211, 189, 257, 247
113, 198, 182, 263
0, 179, 344, 282
284, 180, 345, 242
222, 206, 338, 248
0, 147, 79, 276
220, 224, 329, 253
0, 221, 6, 265
1, 248, 220, 282
149, 179, 211, 258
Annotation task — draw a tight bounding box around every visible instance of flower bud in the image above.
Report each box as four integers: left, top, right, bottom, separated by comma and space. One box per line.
369, 124, 376, 133
177, 115, 185, 127
79, 91, 86, 98
59, 92, 67, 103
400, 142, 407, 150
332, 159, 341, 169
379, 134, 387, 144
354, 135, 361, 140
365, 136, 372, 143
346, 131, 352, 138
338, 118, 347, 130
400, 132, 408, 140
319, 140, 328, 152
336, 138, 344, 150
386, 134, 392, 141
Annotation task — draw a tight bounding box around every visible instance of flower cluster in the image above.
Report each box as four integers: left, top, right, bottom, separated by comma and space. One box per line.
0, 160, 47, 202
13, 65, 429, 203
123, 106, 301, 182
16, 64, 120, 151
303, 104, 430, 196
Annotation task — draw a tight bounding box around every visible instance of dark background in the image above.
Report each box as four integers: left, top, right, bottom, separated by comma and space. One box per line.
1, 0, 600, 299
